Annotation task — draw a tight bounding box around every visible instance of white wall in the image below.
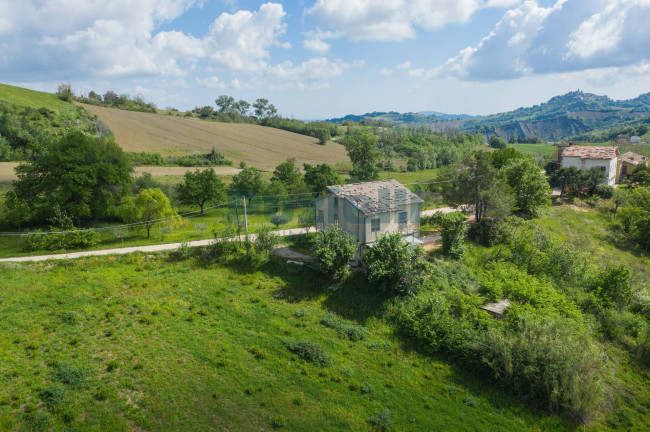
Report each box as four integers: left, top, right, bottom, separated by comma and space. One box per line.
561, 156, 617, 186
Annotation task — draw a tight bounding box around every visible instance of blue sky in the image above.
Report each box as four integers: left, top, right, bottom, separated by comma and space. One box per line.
2, 0, 650, 119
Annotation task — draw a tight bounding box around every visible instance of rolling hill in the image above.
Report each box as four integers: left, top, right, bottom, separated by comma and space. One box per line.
79, 103, 349, 170
0, 83, 350, 171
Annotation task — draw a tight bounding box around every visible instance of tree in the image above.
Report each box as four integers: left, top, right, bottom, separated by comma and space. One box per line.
613, 188, 628, 212
176, 169, 226, 215
57, 83, 73, 102
198, 105, 214, 119
583, 167, 606, 195
271, 159, 302, 189
629, 165, 650, 187
234, 100, 251, 116
591, 265, 631, 310
254, 225, 280, 257
103, 90, 119, 104
9, 131, 132, 225
549, 167, 583, 196
489, 136, 507, 149
253, 98, 277, 120
229, 166, 267, 204
502, 158, 551, 216
215, 95, 235, 113
432, 211, 467, 258
312, 226, 358, 280
491, 147, 523, 168
445, 151, 513, 222
363, 232, 427, 296
315, 128, 331, 145
297, 208, 315, 233
116, 188, 177, 238
303, 163, 342, 194
343, 132, 381, 181
270, 213, 289, 228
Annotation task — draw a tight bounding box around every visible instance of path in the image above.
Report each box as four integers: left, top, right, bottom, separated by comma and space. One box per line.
0, 205, 473, 263
0, 227, 312, 263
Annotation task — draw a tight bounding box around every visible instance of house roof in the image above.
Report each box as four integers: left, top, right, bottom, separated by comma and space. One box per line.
619, 151, 649, 165
560, 145, 617, 160
326, 179, 423, 215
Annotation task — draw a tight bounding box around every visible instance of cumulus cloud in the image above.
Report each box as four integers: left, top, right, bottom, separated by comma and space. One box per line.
430, 0, 650, 81
0, 1, 347, 90
379, 68, 393, 76
307, 0, 519, 41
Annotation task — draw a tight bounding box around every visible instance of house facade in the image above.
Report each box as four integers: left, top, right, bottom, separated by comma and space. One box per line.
314, 180, 423, 247
558, 145, 618, 186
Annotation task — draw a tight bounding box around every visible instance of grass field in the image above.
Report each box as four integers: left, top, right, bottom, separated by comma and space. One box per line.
511, 143, 557, 157
79, 103, 350, 170
0, 83, 77, 116
0, 252, 575, 431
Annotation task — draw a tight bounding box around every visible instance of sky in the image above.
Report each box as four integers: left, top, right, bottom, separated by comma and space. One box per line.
2, 0, 650, 119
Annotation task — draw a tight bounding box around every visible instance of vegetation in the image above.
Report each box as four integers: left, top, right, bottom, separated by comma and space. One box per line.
5, 131, 132, 225
311, 226, 358, 280
116, 188, 178, 238
343, 131, 382, 181
176, 169, 227, 215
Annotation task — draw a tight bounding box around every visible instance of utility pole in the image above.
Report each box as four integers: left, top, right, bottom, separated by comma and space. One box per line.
242, 197, 250, 257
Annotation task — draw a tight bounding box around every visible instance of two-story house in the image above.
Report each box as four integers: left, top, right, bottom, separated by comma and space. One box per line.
558, 145, 618, 186
314, 180, 423, 252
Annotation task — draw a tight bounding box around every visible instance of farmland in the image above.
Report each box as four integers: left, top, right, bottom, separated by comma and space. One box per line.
79, 103, 350, 170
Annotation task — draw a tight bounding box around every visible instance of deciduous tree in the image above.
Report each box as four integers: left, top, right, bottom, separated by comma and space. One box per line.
116, 188, 177, 238
343, 132, 381, 181
176, 169, 226, 215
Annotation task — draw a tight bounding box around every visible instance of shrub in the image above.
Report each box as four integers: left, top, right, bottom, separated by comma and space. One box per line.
22, 229, 100, 252
368, 408, 392, 431
467, 218, 503, 247
311, 226, 358, 280
337, 324, 368, 342
360, 382, 374, 395
270, 213, 289, 228
432, 211, 467, 258
254, 225, 280, 257
594, 185, 614, 199
363, 232, 428, 296
284, 340, 332, 367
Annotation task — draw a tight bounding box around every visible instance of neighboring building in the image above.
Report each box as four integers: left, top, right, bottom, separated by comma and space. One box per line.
630, 136, 642, 144
617, 151, 650, 182
314, 180, 423, 252
558, 145, 618, 186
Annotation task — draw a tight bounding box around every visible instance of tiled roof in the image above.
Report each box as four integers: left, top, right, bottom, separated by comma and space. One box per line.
327, 179, 423, 215
619, 151, 649, 165
560, 145, 617, 160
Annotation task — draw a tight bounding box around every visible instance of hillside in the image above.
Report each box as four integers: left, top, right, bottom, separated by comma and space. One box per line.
0, 83, 79, 116
80, 103, 349, 170
331, 91, 650, 142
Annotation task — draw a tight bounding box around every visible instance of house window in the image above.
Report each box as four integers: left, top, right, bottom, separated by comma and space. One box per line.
334, 197, 339, 209
398, 211, 408, 226
598, 166, 606, 172
371, 218, 380, 232
333, 213, 339, 226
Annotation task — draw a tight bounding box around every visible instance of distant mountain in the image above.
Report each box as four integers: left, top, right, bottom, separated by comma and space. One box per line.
418, 111, 476, 120
327, 91, 650, 141
326, 111, 442, 125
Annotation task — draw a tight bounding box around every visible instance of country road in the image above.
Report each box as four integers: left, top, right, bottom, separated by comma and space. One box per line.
0, 206, 472, 263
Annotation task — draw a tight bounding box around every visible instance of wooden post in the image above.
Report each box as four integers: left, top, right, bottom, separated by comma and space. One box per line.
243, 197, 250, 257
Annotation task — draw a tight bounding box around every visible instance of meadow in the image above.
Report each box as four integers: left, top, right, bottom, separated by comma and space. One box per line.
0, 83, 78, 116
0, 251, 575, 432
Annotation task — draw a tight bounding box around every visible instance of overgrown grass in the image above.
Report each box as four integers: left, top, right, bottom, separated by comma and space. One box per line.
0, 252, 574, 431
0, 83, 78, 116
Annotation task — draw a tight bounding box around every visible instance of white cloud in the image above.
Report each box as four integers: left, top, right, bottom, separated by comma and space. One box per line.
307, 0, 519, 41
303, 38, 331, 54
197, 76, 223, 89
380, 68, 393, 76
430, 0, 650, 81
397, 61, 412, 69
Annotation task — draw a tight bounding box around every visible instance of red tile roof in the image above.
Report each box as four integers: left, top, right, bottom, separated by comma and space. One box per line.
560, 145, 617, 160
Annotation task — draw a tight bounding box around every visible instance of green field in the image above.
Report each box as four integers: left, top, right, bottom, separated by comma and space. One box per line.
0, 83, 77, 116
0, 252, 574, 431
511, 143, 557, 157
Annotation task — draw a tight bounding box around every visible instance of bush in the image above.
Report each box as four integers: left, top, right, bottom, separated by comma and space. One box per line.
270, 213, 289, 228
22, 229, 100, 252
368, 409, 392, 431
467, 218, 504, 246
284, 340, 332, 367
594, 185, 614, 199
312, 226, 358, 280
254, 225, 280, 257
39, 383, 67, 409
432, 211, 467, 258
363, 232, 428, 295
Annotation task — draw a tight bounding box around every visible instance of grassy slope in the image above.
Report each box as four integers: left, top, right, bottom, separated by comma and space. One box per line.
0, 83, 77, 116
0, 254, 571, 431
79, 103, 350, 170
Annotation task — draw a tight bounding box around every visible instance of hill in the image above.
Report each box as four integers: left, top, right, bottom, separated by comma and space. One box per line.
330, 91, 650, 142
0, 83, 79, 116
80, 103, 349, 170
0, 253, 573, 431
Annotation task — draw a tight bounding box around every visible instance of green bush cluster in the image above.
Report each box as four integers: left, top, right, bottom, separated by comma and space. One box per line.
22, 229, 100, 252
320, 312, 368, 341
311, 226, 358, 280
284, 340, 332, 367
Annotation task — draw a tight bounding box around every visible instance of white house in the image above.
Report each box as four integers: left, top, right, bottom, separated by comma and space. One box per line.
630, 136, 642, 144
314, 180, 423, 248
558, 145, 618, 186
